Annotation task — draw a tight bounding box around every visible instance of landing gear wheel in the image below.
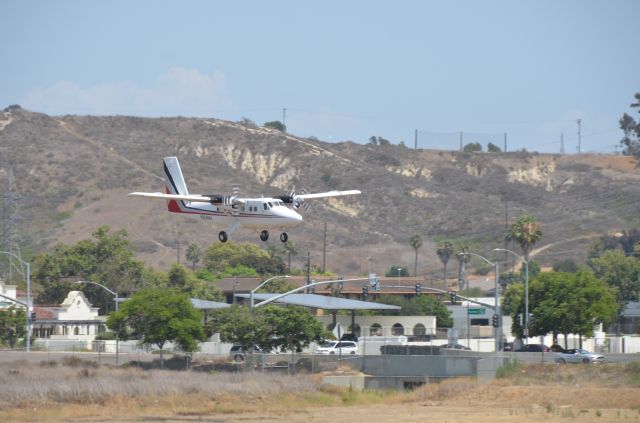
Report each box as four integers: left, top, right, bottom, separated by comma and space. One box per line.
218, 231, 228, 242
280, 232, 288, 243
260, 230, 269, 242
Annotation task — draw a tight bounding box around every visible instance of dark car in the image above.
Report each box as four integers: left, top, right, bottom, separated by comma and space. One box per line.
515, 344, 550, 352
229, 345, 263, 362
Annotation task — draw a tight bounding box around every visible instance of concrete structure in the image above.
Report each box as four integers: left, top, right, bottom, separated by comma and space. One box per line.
316, 315, 436, 339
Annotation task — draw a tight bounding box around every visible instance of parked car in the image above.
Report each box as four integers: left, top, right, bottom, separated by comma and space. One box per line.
315, 340, 358, 355
229, 345, 263, 362
441, 343, 472, 351
550, 344, 566, 352
515, 344, 551, 352
555, 349, 604, 364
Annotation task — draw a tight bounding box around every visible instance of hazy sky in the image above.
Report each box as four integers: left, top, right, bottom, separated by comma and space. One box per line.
2, 1, 638, 153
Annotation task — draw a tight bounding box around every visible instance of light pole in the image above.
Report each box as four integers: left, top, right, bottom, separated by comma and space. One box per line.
75, 281, 119, 365
1, 251, 31, 352
396, 267, 402, 278
458, 251, 501, 352
494, 248, 529, 343
250, 275, 290, 310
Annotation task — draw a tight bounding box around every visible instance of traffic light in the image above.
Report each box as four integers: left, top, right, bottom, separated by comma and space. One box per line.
362, 286, 369, 300
492, 314, 499, 327
414, 283, 422, 295
30, 312, 36, 323
450, 292, 457, 303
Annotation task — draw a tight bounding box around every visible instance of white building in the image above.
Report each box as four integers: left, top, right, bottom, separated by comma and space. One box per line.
33, 291, 105, 349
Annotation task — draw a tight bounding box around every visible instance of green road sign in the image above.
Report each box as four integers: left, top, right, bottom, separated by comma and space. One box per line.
468, 308, 486, 315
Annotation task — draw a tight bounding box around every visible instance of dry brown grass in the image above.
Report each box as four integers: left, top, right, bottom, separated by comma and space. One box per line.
2, 359, 640, 422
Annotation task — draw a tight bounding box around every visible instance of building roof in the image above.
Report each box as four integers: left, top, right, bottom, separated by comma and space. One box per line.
235, 293, 401, 311
190, 298, 231, 310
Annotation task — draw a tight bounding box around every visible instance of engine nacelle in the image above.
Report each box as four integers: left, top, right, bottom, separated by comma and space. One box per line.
292, 196, 304, 210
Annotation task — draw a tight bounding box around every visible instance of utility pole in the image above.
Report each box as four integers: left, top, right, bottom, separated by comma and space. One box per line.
459, 131, 464, 152
282, 108, 286, 131
577, 119, 582, 153
503, 133, 507, 152
322, 222, 327, 273
304, 251, 311, 293
560, 133, 565, 154
414, 129, 418, 150
1, 169, 24, 281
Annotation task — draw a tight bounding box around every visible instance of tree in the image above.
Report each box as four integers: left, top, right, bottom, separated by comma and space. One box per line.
505, 215, 542, 262
283, 240, 298, 272
207, 306, 270, 351
487, 142, 502, 153
33, 226, 150, 312
185, 243, 201, 271
203, 242, 285, 275
107, 288, 206, 368
264, 120, 285, 131
261, 305, 326, 354
590, 250, 640, 331
409, 234, 422, 277
619, 92, 640, 157
503, 271, 617, 343
436, 241, 455, 284
0, 305, 26, 348
463, 142, 482, 153
164, 263, 224, 301
385, 265, 408, 277
552, 259, 578, 273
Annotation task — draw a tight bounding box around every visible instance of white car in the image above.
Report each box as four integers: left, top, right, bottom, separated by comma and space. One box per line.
555, 348, 605, 364
315, 340, 359, 355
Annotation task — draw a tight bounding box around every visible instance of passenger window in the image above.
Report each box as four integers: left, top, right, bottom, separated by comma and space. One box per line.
263, 203, 268, 210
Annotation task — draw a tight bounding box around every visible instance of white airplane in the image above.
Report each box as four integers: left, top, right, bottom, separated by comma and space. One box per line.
129, 157, 361, 243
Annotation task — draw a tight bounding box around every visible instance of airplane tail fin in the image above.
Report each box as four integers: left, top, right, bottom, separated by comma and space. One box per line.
163, 157, 189, 212
163, 157, 189, 196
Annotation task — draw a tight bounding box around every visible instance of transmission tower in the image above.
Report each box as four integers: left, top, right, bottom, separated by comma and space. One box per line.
1, 169, 24, 280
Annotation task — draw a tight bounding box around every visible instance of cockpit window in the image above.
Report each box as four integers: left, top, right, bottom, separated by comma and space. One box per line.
268, 202, 273, 207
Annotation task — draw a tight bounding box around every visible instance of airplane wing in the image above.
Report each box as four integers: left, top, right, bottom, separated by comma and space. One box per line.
295, 190, 361, 200
128, 192, 213, 203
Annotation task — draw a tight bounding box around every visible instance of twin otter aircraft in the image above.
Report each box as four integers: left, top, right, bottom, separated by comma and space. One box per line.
129, 157, 361, 243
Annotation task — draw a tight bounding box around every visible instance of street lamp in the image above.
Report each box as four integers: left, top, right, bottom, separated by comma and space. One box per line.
396, 267, 402, 278
1, 251, 31, 352
458, 251, 501, 352
76, 281, 120, 365
250, 275, 290, 310
494, 248, 529, 342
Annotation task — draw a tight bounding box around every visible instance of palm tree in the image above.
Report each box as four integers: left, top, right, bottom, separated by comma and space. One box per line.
455, 242, 470, 290
505, 215, 543, 262
436, 241, 455, 284
185, 243, 201, 271
283, 240, 298, 272
409, 234, 423, 276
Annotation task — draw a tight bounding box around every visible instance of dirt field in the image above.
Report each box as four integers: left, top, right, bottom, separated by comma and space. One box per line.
2, 360, 640, 422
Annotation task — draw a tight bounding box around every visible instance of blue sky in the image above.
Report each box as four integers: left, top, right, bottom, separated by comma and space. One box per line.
2, 1, 638, 153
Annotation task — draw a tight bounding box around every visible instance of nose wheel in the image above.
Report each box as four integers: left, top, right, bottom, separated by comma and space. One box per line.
280, 232, 288, 243
260, 230, 269, 242
218, 231, 228, 242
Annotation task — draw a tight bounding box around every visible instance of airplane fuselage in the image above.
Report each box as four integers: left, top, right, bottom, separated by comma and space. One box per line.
168, 196, 303, 230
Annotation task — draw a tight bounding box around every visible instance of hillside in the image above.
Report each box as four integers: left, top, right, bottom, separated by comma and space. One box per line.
1, 106, 639, 277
